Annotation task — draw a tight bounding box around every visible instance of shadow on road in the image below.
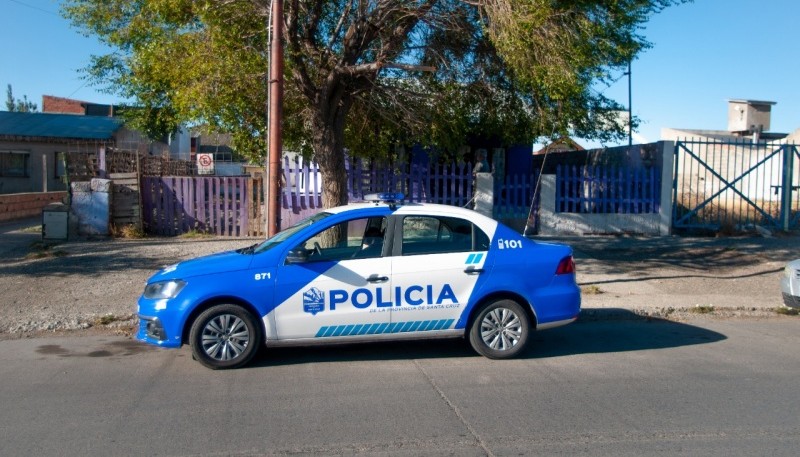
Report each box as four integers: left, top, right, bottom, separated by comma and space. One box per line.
528, 310, 726, 359
248, 309, 726, 368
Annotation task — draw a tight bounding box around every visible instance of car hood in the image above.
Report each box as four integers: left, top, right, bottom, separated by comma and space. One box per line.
147, 250, 254, 283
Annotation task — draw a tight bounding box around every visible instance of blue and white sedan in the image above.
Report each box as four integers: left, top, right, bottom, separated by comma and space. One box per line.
137, 194, 581, 369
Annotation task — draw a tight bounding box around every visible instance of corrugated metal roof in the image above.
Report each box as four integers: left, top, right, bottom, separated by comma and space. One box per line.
0, 111, 123, 140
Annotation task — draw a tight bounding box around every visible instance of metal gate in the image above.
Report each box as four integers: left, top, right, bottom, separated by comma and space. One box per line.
673, 140, 799, 231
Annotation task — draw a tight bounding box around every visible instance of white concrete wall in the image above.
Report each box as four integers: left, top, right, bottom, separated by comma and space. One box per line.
537, 141, 673, 236
70, 179, 112, 236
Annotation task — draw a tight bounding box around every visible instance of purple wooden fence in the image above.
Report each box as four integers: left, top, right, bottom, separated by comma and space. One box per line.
142, 176, 252, 236
556, 165, 660, 214
282, 157, 478, 226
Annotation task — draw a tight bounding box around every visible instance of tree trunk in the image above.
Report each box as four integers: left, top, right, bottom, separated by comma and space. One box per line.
311, 99, 351, 210
309, 100, 351, 248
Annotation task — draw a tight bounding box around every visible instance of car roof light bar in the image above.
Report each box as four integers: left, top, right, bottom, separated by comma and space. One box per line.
362, 192, 405, 204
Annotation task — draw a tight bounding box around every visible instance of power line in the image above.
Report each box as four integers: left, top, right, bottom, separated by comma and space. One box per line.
6, 0, 59, 16
67, 79, 88, 98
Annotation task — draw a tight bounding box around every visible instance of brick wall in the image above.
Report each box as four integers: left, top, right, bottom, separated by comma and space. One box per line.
0, 192, 67, 222
42, 95, 85, 114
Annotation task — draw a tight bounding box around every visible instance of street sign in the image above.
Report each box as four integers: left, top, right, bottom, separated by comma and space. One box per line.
197, 153, 215, 175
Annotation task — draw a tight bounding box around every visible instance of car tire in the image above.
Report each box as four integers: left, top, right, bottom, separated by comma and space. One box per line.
468, 299, 530, 359
189, 304, 262, 369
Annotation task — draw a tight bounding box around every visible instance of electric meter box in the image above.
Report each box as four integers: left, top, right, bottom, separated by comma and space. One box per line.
42, 203, 69, 241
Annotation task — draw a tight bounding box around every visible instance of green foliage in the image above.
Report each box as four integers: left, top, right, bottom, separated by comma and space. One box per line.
62, 0, 683, 206
5, 84, 38, 112
484, 0, 683, 141
63, 0, 269, 162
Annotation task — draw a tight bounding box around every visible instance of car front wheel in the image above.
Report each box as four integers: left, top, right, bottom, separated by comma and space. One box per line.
189, 304, 262, 369
469, 299, 530, 359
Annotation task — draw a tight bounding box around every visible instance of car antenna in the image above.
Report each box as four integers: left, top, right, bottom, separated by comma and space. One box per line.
523, 134, 556, 237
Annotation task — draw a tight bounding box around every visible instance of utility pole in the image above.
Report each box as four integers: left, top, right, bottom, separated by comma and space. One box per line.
267, 0, 283, 237
627, 60, 632, 149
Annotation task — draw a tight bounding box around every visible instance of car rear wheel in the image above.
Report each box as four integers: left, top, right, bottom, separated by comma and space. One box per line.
189, 304, 262, 369
469, 299, 530, 359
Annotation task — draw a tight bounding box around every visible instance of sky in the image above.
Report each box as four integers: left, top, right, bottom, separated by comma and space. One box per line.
1, 0, 799, 149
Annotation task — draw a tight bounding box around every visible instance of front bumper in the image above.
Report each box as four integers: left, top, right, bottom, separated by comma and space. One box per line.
136, 296, 188, 348
136, 315, 182, 348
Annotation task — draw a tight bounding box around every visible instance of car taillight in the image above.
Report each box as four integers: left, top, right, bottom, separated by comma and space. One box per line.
556, 256, 575, 275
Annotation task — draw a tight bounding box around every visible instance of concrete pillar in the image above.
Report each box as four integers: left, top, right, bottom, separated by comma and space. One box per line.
98, 146, 107, 179
659, 141, 674, 235
538, 175, 557, 235
42, 154, 47, 192
474, 172, 493, 218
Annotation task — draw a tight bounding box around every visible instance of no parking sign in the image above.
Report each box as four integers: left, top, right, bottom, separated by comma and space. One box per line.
197, 153, 215, 175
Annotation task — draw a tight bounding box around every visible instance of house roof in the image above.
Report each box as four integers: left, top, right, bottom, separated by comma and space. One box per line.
533, 137, 585, 155
0, 111, 123, 141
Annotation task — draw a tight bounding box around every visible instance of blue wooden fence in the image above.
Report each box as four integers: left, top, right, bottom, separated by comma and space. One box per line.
556, 165, 660, 214
494, 171, 540, 219
347, 159, 474, 205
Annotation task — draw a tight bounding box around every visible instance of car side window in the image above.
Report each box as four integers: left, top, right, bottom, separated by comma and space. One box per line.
286, 216, 387, 264
401, 216, 489, 255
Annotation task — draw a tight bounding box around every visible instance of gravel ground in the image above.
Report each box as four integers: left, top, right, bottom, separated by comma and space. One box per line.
0, 219, 254, 338
560, 233, 800, 319
1, 218, 798, 339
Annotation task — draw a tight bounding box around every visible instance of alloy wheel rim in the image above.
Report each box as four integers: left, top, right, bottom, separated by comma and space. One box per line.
201, 314, 250, 361
480, 308, 522, 351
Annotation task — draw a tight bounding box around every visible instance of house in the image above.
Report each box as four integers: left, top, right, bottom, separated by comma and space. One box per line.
42, 95, 118, 117
0, 111, 129, 194
662, 99, 799, 144
44, 94, 247, 175
533, 137, 585, 155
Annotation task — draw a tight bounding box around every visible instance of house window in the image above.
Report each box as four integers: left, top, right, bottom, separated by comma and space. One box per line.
0, 151, 30, 177
54, 152, 66, 178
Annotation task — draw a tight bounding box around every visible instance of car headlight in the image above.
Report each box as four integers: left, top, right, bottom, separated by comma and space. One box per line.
786, 266, 795, 279
143, 280, 187, 299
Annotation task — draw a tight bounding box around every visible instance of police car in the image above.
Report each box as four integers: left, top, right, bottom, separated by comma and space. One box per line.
137, 193, 581, 369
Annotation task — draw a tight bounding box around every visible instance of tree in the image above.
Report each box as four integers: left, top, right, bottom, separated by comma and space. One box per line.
63, 0, 681, 210
5, 84, 38, 112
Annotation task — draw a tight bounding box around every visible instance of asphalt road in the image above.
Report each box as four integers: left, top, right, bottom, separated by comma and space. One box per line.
1, 317, 798, 456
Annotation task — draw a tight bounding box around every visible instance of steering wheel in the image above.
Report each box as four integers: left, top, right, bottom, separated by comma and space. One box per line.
313, 242, 322, 257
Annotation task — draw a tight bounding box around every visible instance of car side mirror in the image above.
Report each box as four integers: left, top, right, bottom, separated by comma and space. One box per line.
285, 248, 308, 264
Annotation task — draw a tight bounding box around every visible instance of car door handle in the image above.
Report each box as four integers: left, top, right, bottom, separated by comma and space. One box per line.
464, 267, 484, 275
366, 275, 389, 283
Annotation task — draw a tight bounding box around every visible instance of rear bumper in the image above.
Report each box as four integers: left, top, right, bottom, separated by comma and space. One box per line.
537, 316, 579, 330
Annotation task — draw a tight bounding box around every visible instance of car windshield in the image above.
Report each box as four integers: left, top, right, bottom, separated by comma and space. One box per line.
247, 212, 332, 254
